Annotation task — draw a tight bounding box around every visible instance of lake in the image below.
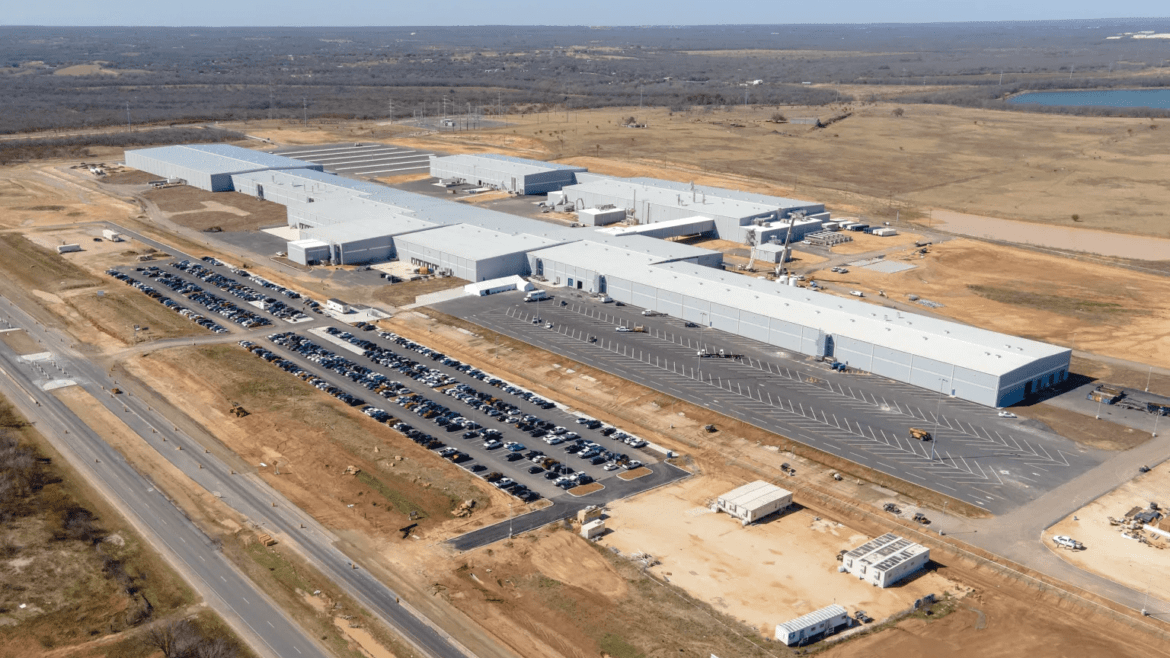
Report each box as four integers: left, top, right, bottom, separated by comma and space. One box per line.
1008, 88, 1170, 109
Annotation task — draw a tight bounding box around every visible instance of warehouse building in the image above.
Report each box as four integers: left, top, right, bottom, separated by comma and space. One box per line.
842, 534, 930, 588
288, 239, 331, 266
560, 176, 826, 243
126, 144, 321, 192
775, 605, 850, 646
605, 260, 1071, 407
128, 144, 1071, 408
715, 481, 793, 524
429, 154, 587, 194
393, 224, 564, 282
297, 215, 438, 265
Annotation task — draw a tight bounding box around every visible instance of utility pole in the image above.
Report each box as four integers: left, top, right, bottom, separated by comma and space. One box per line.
999, 70, 1003, 86
126, 102, 131, 130
387, 98, 393, 123
1145, 366, 1153, 392
302, 98, 307, 125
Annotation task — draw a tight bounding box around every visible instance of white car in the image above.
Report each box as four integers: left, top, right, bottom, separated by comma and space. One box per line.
603, 462, 620, 471
849, 290, 864, 297
615, 326, 632, 332
998, 411, 1018, 418
1053, 535, 1081, 549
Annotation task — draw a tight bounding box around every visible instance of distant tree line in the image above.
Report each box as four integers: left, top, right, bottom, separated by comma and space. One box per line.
0, 127, 245, 165
1, 22, 1169, 134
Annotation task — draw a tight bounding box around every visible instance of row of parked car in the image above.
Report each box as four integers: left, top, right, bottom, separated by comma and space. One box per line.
241, 339, 368, 406
240, 323, 651, 505
105, 269, 228, 333
140, 265, 271, 329
172, 260, 307, 323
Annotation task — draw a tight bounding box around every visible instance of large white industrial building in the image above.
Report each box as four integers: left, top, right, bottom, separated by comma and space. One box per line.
126, 144, 320, 192
123, 143, 1072, 408
561, 176, 828, 243
429, 153, 587, 195
842, 534, 930, 588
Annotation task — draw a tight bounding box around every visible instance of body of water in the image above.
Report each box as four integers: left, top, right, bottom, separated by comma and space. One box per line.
1008, 88, 1170, 109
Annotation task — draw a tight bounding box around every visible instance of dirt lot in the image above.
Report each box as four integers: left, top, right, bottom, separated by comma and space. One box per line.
437, 525, 781, 658
371, 276, 469, 308
811, 238, 1170, 370
597, 476, 963, 636
829, 229, 925, 255
1011, 403, 1150, 451
0, 232, 200, 350
0, 329, 45, 355
121, 344, 511, 543
141, 186, 288, 232
1044, 466, 1170, 602
0, 162, 137, 230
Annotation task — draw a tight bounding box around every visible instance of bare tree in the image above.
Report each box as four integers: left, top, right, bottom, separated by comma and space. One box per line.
195, 637, 238, 658
142, 620, 201, 658
892, 107, 905, 117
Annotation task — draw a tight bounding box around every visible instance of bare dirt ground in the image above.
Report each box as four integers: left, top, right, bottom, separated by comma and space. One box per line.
372, 277, 470, 308
0, 329, 45, 355
597, 476, 964, 635
0, 232, 201, 350
828, 229, 925, 255
142, 187, 288, 232
120, 344, 512, 543
0, 162, 137, 230
1044, 466, 1170, 601
930, 209, 1170, 261
1071, 355, 1170, 396
811, 238, 1170, 370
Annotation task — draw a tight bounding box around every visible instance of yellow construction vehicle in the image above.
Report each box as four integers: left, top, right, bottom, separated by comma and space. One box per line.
909, 427, 933, 441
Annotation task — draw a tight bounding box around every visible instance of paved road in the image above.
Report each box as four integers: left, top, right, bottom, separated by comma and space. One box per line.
0, 322, 328, 658
436, 291, 1105, 515
0, 297, 484, 658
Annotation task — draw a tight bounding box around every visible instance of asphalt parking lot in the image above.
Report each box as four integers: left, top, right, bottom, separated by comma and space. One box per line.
435, 290, 1109, 515
108, 254, 686, 546
272, 143, 442, 178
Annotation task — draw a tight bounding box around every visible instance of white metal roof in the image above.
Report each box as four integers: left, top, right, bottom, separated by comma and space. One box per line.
718, 480, 792, 511
530, 240, 669, 270
777, 605, 848, 634
639, 261, 1068, 377
128, 144, 313, 175
289, 238, 329, 248
595, 215, 717, 236
395, 224, 563, 259
433, 153, 587, 174
565, 177, 823, 220
303, 216, 437, 243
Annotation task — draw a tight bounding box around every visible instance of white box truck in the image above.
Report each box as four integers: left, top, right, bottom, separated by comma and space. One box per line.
102, 229, 124, 242
524, 290, 549, 302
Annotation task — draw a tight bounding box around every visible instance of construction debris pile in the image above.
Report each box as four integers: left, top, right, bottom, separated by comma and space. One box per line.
1108, 502, 1169, 549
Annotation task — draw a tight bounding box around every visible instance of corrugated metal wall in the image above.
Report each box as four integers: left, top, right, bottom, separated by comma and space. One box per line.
601, 274, 1047, 406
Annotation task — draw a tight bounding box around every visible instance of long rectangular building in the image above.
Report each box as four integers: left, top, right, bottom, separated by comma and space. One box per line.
125, 143, 1071, 407
429, 153, 587, 194
562, 176, 825, 243
126, 144, 320, 192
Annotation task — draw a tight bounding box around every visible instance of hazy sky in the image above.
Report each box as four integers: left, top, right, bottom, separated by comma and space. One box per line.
6, 0, 1168, 26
